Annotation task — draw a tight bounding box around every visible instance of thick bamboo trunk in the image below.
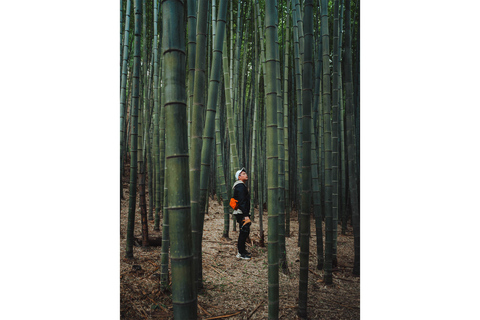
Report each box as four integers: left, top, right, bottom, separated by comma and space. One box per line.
161, 0, 197, 316
265, 0, 280, 317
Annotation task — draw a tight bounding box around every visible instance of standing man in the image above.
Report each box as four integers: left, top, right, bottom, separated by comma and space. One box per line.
232, 167, 251, 260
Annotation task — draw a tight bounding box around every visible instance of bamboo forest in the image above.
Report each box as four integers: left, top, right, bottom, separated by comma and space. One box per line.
120, 0, 360, 318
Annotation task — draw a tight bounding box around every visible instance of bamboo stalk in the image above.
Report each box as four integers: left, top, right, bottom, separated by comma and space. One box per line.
298, 0, 313, 316
265, 0, 280, 317
125, 0, 142, 259
321, 0, 334, 285
190, 0, 209, 292
161, 0, 197, 316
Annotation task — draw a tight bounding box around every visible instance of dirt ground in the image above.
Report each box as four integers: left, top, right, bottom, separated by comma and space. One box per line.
120, 191, 360, 319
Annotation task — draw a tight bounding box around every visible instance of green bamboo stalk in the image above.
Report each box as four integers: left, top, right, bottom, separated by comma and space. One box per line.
147, 46, 155, 221
258, 99, 265, 247
238, 20, 249, 165
250, 12, 259, 223
122, 65, 134, 183
187, 0, 197, 152
215, 76, 231, 239
313, 5, 323, 212
120, 0, 132, 200
189, 0, 209, 293
344, 0, 360, 276
250, 112, 257, 224
255, 3, 268, 231
137, 0, 149, 247
212, 0, 216, 46
161, 0, 197, 315
197, 0, 228, 290
321, 0, 333, 285
294, 0, 304, 67
298, 0, 313, 316
297, 0, 305, 214
265, 0, 280, 316
283, 13, 291, 238
318, 29, 325, 219
147, 127, 155, 221
160, 169, 169, 290
340, 89, 347, 234
263, 85, 267, 218
310, 20, 324, 270
153, 0, 161, 231
338, 0, 347, 235
157, 53, 166, 232
256, 0, 267, 246
353, 2, 360, 182
253, 2, 263, 237
338, 0, 347, 237
230, 11, 242, 231
125, 0, 142, 259
311, 2, 324, 271
311, 112, 324, 270
276, 0, 288, 274
291, 0, 303, 219
246, 4, 255, 173
206, 5, 211, 104
331, 0, 341, 268
255, 0, 267, 90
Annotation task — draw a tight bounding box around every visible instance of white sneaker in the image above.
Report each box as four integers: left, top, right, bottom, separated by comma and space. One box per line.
236, 252, 251, 260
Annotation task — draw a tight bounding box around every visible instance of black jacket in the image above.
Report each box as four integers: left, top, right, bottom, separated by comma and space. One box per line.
233, 181, 250, 216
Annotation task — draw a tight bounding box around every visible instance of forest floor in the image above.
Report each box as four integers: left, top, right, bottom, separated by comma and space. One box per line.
120, 189, 360, 319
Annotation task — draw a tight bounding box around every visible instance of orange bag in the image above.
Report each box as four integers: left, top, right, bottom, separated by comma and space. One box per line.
229, 198, 239, 210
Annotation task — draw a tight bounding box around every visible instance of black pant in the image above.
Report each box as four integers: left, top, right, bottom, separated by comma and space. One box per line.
236, 215, 250, 254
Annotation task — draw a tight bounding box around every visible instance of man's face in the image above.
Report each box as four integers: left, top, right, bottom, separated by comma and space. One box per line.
239, 171, 248, 181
